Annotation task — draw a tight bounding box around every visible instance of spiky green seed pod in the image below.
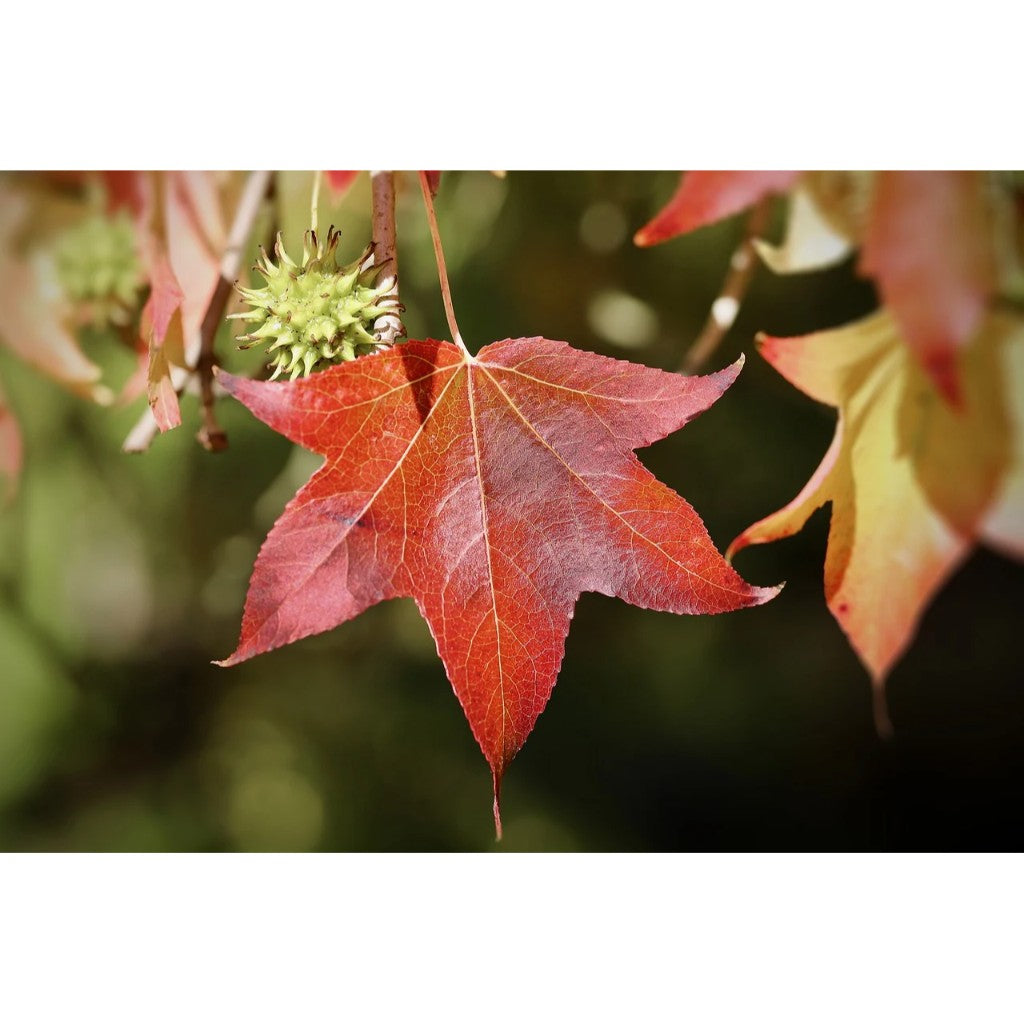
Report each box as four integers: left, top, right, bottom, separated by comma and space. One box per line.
54, 210, 145, 327
230, 227, 404, 381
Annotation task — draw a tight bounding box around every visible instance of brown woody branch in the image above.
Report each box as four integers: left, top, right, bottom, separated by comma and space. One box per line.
364, 170, 405, 346
195, 169, 273, 450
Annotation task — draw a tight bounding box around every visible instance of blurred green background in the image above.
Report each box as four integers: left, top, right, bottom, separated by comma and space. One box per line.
1, 171, 1022, 851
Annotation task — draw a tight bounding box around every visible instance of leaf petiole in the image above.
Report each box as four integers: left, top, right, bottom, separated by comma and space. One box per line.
418, 170, 470, 358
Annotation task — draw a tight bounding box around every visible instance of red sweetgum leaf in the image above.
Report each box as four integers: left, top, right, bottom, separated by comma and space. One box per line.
860, 171, 996, 403
635, 171, 799, 246
217, 338, 779, 830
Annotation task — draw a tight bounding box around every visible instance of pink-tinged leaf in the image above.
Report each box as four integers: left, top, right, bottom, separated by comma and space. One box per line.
0, 185, 111, 404
981, 319, 1024, 559
324, 171, 359, 196
2, 258, 110, 402
141, 245, 183, 347
860, 171, 996, 403
164, 173, 225, 367
424, 171, 442, 197
136, 233, 184, 425
147, 343, 181, 432
176, 171, 226, 255
122, 173, 226, 430
0, 377, 23, 500
101, 171, 148, 219
635, 171, 800, 247
218, 338, 778, 820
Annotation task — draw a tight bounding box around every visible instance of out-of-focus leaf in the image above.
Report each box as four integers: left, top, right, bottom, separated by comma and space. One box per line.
634, 171, 799, 247
140, 243, 183, 347
0, 185, 111, 404
861, 172, 997, 402
123, 171, 232, 432
325, 171, 359, 196
730, 310, 1017, 723
982, 327, 1024, 558
164, 172, 225, 368
146, 342, 182, 432
754, 183, 853, 274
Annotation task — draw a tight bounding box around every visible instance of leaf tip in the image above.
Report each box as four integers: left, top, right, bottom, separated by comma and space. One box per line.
753, 580, 785, 606
215, 368, 241, 397
719, 352, 746, 387
633, 226, 654, 248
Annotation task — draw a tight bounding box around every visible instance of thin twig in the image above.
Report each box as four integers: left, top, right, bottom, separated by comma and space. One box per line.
679, 198, 773, 374
310, 169, 322, 236
418, 170, 468, 356
362, 170, 405, 346
195, 169, 273, 451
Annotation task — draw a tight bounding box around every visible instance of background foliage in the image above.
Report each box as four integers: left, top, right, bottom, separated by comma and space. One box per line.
1, 171, 1021, 851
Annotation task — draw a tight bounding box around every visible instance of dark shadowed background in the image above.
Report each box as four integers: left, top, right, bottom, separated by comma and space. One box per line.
1, 171, 1021, 851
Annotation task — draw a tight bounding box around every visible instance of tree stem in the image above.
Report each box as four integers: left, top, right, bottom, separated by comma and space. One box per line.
364, 171, 405, 346
679, 198, 772, 374
194, 169, 272, 451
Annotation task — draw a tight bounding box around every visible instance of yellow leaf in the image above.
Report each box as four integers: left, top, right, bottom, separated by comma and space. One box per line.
730, 309, 1018, 730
